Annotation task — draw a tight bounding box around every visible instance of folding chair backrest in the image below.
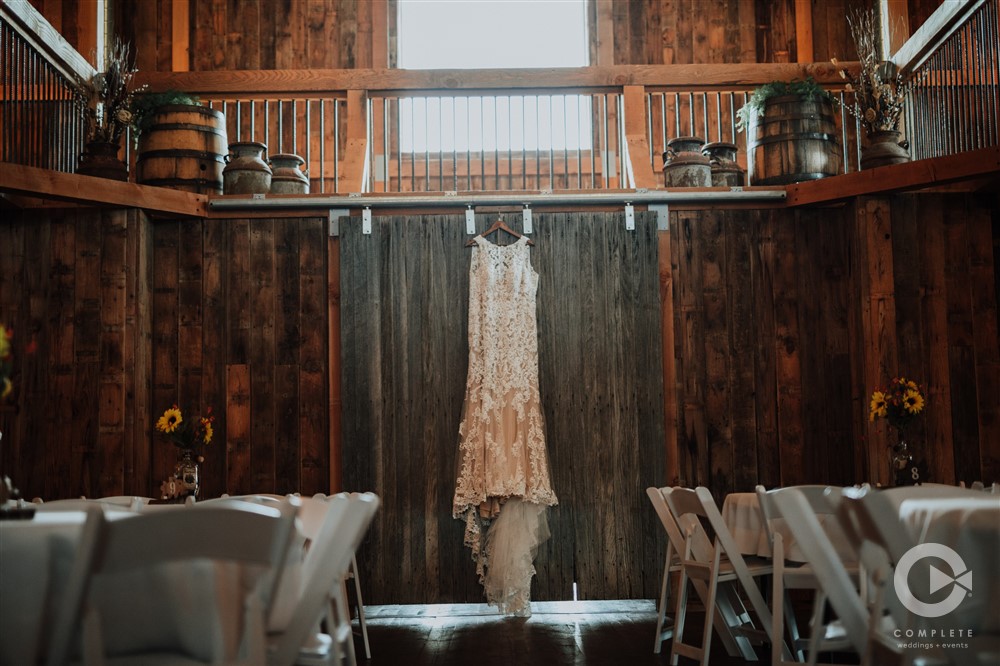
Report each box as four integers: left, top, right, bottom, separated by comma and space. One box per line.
269, 492, 380, 666
772, 489, 869, 655
49, 499, 300, 666
850, 487, 916, 564
646, 487, 686, 558
34, 499, 135, 513
691, 487, 773, 613
757, 484, 834, 546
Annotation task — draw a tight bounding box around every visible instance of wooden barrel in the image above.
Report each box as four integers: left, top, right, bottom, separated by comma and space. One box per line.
136, 104, 227, 194
748, 95, 841, 185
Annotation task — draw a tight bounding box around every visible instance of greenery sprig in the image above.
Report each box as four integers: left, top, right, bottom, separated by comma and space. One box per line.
735, 78, 833, 132
130, 90, 203, 143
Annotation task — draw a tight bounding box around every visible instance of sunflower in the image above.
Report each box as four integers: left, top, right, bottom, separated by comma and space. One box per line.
869, 390, 888, 421
902, 389, 925, 415
0, 325, 11, 359
201, 417, 214, 444
156, 406, 183, 433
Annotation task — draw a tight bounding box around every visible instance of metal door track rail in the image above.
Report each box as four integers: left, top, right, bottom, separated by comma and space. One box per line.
208, 189, 786, 211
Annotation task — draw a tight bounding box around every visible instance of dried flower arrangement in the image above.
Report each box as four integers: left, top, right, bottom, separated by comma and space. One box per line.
75, 38, 146, 145
833, 6, 917, 137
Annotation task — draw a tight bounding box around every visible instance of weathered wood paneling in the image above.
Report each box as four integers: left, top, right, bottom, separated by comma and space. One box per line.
121, 0, 372, 72
150, 217, 330, 497
340, 212, 666, 604
0, 208, 150, 501
1, 191, 997, 605
605, 0, 868, 65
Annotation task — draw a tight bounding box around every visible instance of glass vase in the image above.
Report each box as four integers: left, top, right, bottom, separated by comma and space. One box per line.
175, 449, 200, 498
890, 435, 920, 486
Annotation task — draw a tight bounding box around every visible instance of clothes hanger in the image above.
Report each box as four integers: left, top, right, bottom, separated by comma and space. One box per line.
465, 218, 535, 247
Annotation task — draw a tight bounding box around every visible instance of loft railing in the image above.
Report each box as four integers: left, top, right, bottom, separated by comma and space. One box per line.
893, 0, 999, 161
3, 0, 996, 194
0, 0, 93, 173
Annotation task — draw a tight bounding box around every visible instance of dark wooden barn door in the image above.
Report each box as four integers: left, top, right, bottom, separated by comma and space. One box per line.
340, 211, 667, 605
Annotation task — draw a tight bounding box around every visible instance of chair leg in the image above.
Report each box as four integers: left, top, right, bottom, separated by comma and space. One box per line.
654, 548, 673, 654
670, 567, 691, 666
772, 567, 784, 666
334, 585, 358, 666
803, 591, 826, 666
700, 570, 720, 666
349, 556, 370, 660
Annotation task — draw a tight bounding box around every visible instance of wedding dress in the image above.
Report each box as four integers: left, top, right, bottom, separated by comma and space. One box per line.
453, 234, 557, 615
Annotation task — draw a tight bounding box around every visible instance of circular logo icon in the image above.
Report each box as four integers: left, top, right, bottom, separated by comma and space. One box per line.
894, 543, 971, 618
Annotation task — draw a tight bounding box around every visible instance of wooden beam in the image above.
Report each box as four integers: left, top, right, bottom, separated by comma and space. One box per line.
891, 0, 983, 72
785, 147, 1000, 207
794, 0, 813, 63
622, 85, 658, 189
658, 229, 679, 485
596, 0, 614, 66
881, 0, 911, 58
0, 0, 96, 81
0, 162, 207, 217
372, 0, 389, 69
853, 197, 899, 486
134, 62, 853, 95
171, 0, 190, 72
76, 0, 98, 67
339, 90, 370, 193
328, 233, 342, 493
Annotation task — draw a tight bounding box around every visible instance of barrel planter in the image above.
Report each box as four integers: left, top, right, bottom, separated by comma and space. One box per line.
136, 104, 228, 194
747, 95, 841, 185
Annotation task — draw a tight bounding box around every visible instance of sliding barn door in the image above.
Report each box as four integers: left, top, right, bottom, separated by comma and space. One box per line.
341, 212, 666, 604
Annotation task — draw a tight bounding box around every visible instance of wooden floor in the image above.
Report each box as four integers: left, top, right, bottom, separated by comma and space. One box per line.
354, 600, 859, 665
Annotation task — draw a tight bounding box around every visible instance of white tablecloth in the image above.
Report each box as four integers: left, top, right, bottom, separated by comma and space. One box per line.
721, 491, 855, 563
0, 507, 305, 665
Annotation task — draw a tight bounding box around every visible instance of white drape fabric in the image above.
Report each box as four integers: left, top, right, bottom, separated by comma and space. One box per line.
453, 235, 557, 615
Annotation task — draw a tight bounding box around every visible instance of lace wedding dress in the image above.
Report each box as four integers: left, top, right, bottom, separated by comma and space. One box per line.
453, 234, 558, 615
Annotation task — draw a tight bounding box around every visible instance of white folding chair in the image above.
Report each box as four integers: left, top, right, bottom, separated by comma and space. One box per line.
832, 487, 969, 666
34, 498, 138, 513
650, 486, 763, 658
645, 487, 682, 653
325, 492, 372, 661
756, 485, 858, 666
48, 498, 300, 665
664, 486, 788, 666
772, 488, 871, 662
268, 492, 380, 666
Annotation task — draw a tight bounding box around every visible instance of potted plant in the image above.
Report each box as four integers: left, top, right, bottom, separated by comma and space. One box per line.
736, 78, 842, 185
74, 37, 144, 180
833, 6, 916, 169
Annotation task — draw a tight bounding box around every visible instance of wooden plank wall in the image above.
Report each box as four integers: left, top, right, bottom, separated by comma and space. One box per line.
670, 206, 856, 500
669, 193, 999, 498
0, 207, 151, 501
36, 0, 950, 75
884, 194, 1000, 486
149, 216, 330, 498
117, 0, 374, 72
0, 210, 330, 500
340, 212, 667, 604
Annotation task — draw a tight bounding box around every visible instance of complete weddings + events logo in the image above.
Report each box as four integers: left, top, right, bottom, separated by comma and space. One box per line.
891, 542, 974, 651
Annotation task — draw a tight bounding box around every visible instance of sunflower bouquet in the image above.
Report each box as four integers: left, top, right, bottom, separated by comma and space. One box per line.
869, 377, 926, 431
155, 404, 214, 455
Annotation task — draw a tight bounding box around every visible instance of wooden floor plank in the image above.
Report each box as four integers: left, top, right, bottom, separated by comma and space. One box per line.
352, 600, 860, 665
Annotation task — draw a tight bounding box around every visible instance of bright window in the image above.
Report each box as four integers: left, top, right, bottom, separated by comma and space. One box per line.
396, 0, 591, 153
